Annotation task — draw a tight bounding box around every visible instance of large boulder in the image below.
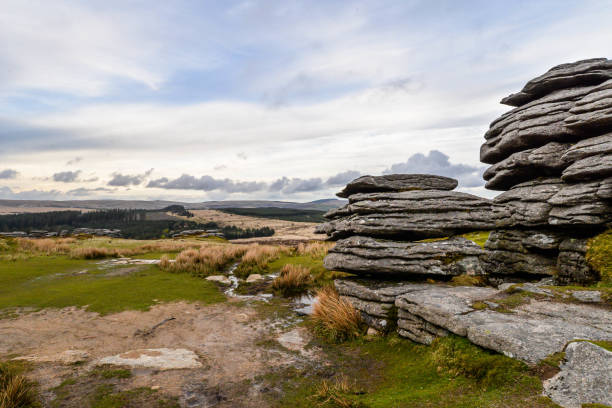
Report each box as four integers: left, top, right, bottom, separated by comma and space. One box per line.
556, 238, 599, 285
565, 78, 612, 132
395, 286, 612, 364
324, 236, 485, 277
501, 58, 612, 107
336, 174, 457, 198
493, 178, 563, 227
321, 190, 503, 240
543, 341, 612, 408
480, 229, 564, 277
481, 86, 592, 164
483, 142, 571, 190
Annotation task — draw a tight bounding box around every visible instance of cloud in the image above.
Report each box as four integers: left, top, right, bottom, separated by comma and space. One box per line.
108, 169, 153, 186
0, 169, 18, 179
66, 157, 83, 165
237, 152, 248, 160
52, 170, 81, 183
0, 186, 62, 200
66, 187, 113, 197
147, 174, 266, 193
213, 164, 227, 171
325, 170, 361, 186
383, 150, 485, 188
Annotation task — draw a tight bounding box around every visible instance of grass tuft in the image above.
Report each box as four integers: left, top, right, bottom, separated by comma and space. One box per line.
311, 286, 364, 342
0, 362, 40, 408
272, 264, 312, 296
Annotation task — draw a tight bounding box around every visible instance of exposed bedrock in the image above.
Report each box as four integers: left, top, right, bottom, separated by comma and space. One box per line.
336, 174, 457, 198
500, 58, 612, 107
565, 78, 612, 132
324, 236, 485, 277
395, 285, 612, 364
493, 178, 562, 227
483, 142, 571, 190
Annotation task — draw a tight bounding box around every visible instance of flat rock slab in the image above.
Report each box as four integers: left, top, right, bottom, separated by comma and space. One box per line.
325, 236, 485, 277
336, 174, 457, 198
501, 58, 612, 107
276, 327, 312, 355
544, 341, 612, 408
335, 279, 432, 303
395, 286, 612, 364
98, 348, 202, 370
206, 275, 231, 285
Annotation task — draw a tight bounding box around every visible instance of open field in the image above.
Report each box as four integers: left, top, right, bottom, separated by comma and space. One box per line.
189, 209, 325, 244
0, 236, 576, 408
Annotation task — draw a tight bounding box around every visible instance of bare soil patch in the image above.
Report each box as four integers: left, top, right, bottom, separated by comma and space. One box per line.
0, 301, 321, 407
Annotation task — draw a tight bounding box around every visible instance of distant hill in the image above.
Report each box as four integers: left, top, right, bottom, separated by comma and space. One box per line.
0, 198, 345, 212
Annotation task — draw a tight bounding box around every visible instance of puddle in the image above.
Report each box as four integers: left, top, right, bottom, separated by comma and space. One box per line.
97, 258, 162, 269
292, 294, 318, 316
224, 263, 274, 301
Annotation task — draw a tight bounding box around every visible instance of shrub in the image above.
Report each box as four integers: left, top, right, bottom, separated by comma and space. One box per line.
272, 264, 312, 296
311, 286, 364, 342
0, 362, 40, 408
429, 336, 527, 388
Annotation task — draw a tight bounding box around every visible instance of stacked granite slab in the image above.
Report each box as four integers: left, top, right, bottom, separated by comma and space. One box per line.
480, 58, 612, 284
319, 174, 503, 330
320, 174, 503, 280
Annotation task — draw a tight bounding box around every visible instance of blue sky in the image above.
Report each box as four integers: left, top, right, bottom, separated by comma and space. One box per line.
1, 0, 611, 201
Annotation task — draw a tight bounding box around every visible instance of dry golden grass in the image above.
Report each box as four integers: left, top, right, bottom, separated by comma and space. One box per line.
272, 264, 312, 295
296, 241, 334, 258
0, 363, 39, 408
312, 286, 363, 342
15, 238, 75, 255
160, 244, 247, 276
234, 244, 290, 278
312, 375, 362, 408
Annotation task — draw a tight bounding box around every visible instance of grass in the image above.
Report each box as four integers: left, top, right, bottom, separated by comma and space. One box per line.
459, 231, 491, 248
270, 335, 561, 408
91, 385, 179, 408
449, 274, 486, 287
234, 245, 289, 278
311, 286, 365, 342
219, 207, 327, 223
159, 244, 246, 277
272, 264, 312, 296
0, 256, 224, 315
0, 361, 40, 408
586, 229, 612, 284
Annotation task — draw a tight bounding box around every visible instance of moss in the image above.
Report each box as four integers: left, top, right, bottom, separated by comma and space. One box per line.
539, 352, 565, 369
460, 231, 492, 248
581, 404, 612, 408
568, 339, 612, 352
586, 229, 612, 284
93, 368, 132, 379
471, 301, 488, 310
450, 274, 486, 287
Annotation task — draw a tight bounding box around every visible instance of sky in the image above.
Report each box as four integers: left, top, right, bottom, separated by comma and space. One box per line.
1, 0, 611, 202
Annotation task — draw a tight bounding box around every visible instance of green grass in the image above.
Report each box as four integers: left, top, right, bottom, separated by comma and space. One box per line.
586, 229, 612, 284
91, 385, 179, 408
460, 231, 491, 248
268, 254, 349, 287
0, 256, 225, 315
271, 335, 560, 408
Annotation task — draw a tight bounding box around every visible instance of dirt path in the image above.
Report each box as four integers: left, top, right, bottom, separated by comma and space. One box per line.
0, 300, 321, 407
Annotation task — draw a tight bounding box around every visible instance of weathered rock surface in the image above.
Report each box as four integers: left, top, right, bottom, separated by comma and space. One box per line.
336, 174, 457, 198
493, 178, 562, 227
395, 286, 612, 364
501, 58, 612, 107
556, 238, 599, 285
565, 78, 612, 132
543, 341, 612, 408
561, 152, 612, 182
325, 236, 485, 277
322, 191, 503, 239
98, 348, 202, 370
14, 350, 90, 365
483, 142, 571, 190
561, 132, 612, 162
481, 229, 563, 277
